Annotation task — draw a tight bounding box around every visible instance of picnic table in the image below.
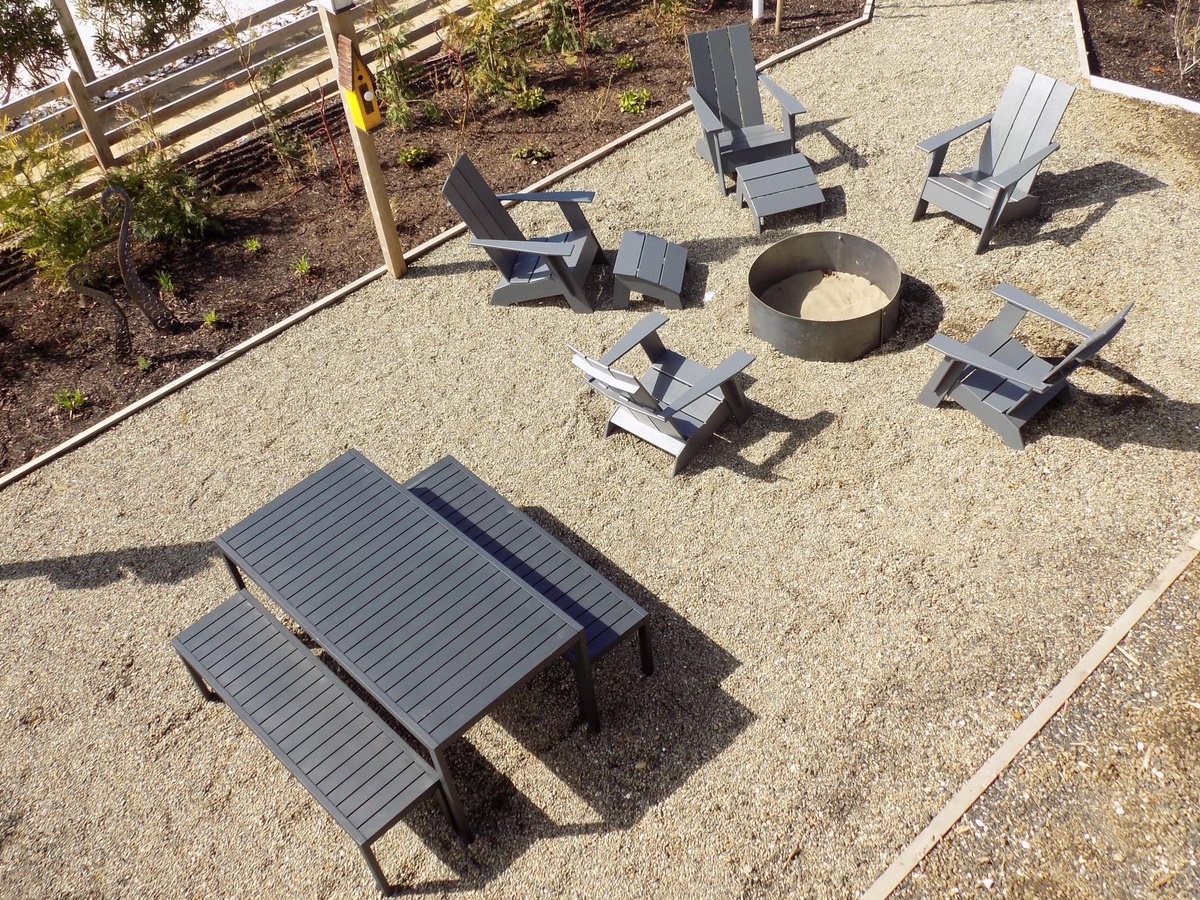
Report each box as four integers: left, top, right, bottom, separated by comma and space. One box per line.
216, 449, 602, 840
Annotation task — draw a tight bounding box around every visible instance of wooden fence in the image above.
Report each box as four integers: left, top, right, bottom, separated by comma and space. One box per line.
2, 0, 527, 179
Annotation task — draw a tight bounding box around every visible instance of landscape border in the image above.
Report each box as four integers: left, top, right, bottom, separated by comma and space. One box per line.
0, 0, 874, 493
1068, 0, 1200, 115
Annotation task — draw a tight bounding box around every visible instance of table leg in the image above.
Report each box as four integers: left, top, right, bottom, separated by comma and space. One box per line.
431, 748, 474, 842
570, 635, 601, 733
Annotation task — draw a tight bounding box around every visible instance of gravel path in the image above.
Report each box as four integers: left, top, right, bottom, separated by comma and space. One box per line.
2, 1, 1199, 897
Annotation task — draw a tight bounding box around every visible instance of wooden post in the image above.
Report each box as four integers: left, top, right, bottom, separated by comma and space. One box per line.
62, 68, 115, 172
316, 2, 406, 278
775, 0, 784, 34
49, 0, 97, 84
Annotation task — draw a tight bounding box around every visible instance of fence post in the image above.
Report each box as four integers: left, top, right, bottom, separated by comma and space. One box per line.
62, 68, 115, 172
316, 2, 407, 278
49, 0, 98, 84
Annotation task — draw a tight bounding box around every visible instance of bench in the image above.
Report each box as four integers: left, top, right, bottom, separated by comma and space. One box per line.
612, 230, 687, 310
404, 455, 653, 673
172, 590, 450, 896
734, 153, 825, 234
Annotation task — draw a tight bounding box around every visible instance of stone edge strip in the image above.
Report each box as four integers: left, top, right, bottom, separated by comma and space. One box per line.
861, 526, 1200, 900
1068, 0, 1200, 115
0, 3, 872, 493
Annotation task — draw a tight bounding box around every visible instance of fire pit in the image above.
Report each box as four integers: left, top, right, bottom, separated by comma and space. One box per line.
748, 231, 902, 362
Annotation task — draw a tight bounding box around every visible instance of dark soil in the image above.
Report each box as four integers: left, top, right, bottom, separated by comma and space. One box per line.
1079, 0, 1200, 103
0, 0, 861, 476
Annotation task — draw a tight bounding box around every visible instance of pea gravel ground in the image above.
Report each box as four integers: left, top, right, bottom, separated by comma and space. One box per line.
3, 0, 1199, 897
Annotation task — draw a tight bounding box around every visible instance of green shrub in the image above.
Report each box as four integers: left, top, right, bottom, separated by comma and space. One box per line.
512, 87, 547, 112
78, 0, 209, 68
52, 388, 87, 414
104, 132, 221, 245
442, 0, 532, 99
618, 88, 650, 114
396, 146, 432, 168
615, 52, 638, 73
511, 145, 553, 163
542, 0, 580, 54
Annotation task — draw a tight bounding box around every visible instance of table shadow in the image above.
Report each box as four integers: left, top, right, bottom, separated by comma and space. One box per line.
389, 509, 753, 892
0, 540, 219, 589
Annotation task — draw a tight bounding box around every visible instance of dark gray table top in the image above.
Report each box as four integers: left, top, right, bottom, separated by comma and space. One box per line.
217, 450, 585, 752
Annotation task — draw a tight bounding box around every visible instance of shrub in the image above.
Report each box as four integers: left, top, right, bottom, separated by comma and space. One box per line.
511, 145, 553, 163
52, 388, 87, 414
1179, 0, 1200, 76
512, 87, 547, 112
368, 0, 418, 128
396, 146, 432, 168
618, 88, 650, 114
442, 0, 532, 99
542, 0, 580, 54
78, 0, 210, 68
0, 0, 66, 102
615, 53, 638, 73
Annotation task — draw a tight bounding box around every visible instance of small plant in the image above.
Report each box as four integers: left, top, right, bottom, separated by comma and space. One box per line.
511, 145, 554, 163
615, 52, 638, 73
618, 88, 650, 114
587, 31, 612, 51
243, 236, 261, 253
441, 0, 532, 106
52, 388, 86, 414
512, 87, 547, 113
420, 100, 445, 124
202, 309, 218, 329
291, 255, 313, 278
396, 146, 432, 168
154, 269, 175, 300
1179, 0, 1200, 76
136, 355, 153, 372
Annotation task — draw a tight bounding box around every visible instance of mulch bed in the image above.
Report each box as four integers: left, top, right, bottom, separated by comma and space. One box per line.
0, 0, 860, 476
1078, 0, 1200, 102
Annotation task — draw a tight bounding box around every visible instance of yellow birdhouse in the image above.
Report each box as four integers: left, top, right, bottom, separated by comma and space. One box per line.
336, 35, 383, 132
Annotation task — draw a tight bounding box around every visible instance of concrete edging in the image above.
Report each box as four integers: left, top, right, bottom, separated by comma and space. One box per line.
1068, 0, 1200, 115
0, 3, 873, 492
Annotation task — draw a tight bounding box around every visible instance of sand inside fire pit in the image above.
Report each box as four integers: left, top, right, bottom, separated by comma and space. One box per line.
760, 269, 890, 321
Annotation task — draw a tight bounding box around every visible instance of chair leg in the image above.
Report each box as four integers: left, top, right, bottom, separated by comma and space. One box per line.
638, 625, 654, 676
975, 194, 1009, 254
912, 196, 929, 222
917, 359, 964, 408
611, 279, 631, 310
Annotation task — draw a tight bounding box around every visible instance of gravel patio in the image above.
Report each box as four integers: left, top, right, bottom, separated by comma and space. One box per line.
2, 0, 1198, 897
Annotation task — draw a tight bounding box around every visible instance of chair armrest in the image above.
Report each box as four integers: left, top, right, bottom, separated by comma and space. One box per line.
599, 312, 670, 365
495, 191, 595, 204
991, 283, 1092, 336
687, 87, 725, 134
469, 236, 575, 257
926, 333, 1050, 393
663, 350, 755, 418
982, 143, 1059, 191
915, 114, 993, 153
758, 75, 806, 118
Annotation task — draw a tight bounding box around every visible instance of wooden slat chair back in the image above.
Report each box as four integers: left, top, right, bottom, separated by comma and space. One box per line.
918, 284, 1134, 449
688, 24, 764, 133
442, 153, 527, 275
568, 345, 685, 444
913, 66, 1075, 253
978, 67, 1076, 199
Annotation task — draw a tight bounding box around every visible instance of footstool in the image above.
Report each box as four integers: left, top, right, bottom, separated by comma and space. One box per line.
734, 153, 825, 234
612, 230, 687, 310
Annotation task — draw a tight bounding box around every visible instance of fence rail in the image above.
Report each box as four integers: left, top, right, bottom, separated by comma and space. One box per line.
2, 0, 527, 180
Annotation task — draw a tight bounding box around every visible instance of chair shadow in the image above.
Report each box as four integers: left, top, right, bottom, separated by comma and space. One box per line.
993, 161, 1166, 250
1029, 361, 1200, 452
0, 540, 220, 588
393, 512, 754, 891
690, 407, 836, 481
798, 118, 869, 174
872, 274, 946, 355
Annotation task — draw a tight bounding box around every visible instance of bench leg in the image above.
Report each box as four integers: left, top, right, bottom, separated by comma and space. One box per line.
570, 635, 601, 733
222, 553, 246, 590
178, 656, 219, 701
638, 624, 654, 676
431, 748, 474, 843
358, 842, 395, 896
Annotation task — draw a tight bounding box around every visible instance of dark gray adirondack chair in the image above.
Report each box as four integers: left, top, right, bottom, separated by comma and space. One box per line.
913, 67, 1075, 253
918, 284, 1134, 449
687, 23, 807, 195
569, 312, 754, 475
441, 153, 602, 313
